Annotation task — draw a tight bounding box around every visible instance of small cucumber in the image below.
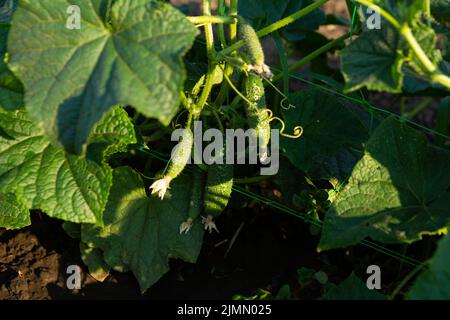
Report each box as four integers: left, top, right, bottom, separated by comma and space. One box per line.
167, 128, 193, 179
238, 20, 265, 67
237, 18, 273, 78
243, 74, 271, 154
204, 162, 234, 218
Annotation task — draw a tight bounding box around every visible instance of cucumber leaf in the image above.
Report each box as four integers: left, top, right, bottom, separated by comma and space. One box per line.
408, 229, 450, 299
0, 107, 136, 225
320, 273, 387, 300
341, 26, 405, 93
0, 192, 30, 230
8, 0, 197, 153
82, 167, 204, 292
80, 242, 110, 283
86, 105, 137, 163
319, 117, 450, 251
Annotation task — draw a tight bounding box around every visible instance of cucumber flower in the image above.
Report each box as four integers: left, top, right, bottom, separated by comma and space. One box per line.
149, 176, 172, 200
247, 63, 274, 80
202, 215, 219, 234
179, 218, 193, 234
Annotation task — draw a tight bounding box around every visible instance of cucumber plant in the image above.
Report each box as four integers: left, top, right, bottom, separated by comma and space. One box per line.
0, 0, 449, 299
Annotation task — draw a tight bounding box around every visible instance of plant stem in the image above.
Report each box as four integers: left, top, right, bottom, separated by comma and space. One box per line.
229, 0, 238, 42
356, 0, 450, 90
214, 0, 238, 107
217, 0, 228, 47
180, 91, 190, 110
257, 0, 329, 38
272, 31, 289, 97
389, 261, 428, 300
271, 32, 350, 84
401, 25, 435, 73
431, 72, 450, 89
196, 0, 217, 113
434, 97, 450, 146
218, 0, 329, 58
400, 96, 406, 115
405, 97, 433, 119
228, 32, 350, 108
187, 15, 236, 25
424, 0, 431, 18
209, 106, 225, 132
355, 0, 401, 29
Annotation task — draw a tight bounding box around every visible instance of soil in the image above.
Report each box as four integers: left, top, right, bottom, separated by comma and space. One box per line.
0, 206, 327, 300
0, 197, 431, 300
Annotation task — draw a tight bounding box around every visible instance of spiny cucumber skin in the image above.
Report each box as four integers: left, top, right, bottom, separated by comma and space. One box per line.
238, 22, 265, 67
244, 74, 271, 148
244, 73, 265, 105
204, 163, 234, 218
188, 170, 205, 221
167, 128, 193, 179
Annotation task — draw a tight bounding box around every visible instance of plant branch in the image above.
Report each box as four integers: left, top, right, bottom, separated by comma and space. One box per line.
424, 0, 431, 18
229, 0, 238, 43
214, 0, 239, 107
401, 25, 435, 73
196, 0, 217, 113
272, 32, 350, 83
356, 0, 450, 90
218, 0, 329, 58
217, 0, 228, 47
355, 0, 401, 29
187, 15, 236, 25
389, 261, 428, 300
405, 97, 433, 119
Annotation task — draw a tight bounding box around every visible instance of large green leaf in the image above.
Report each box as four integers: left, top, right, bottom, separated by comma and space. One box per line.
8, 0, 197, 153
86, 105, 137, 162
0, 192, 30, 229
408, 229, 450, 299
0, 107, 136, 225
82, 167, 204, 292
341, 26, 405, 93
319, 117, 450, 251
320, 273, 387, 300
80, 242, 110, 282
280, 90, 369, 182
